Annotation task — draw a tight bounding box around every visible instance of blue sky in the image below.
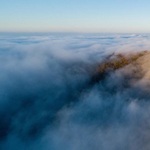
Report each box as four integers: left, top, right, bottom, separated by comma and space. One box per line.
1, 0, 150, 33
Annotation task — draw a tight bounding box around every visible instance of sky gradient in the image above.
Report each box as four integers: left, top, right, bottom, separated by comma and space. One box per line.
1, 0, 150, 33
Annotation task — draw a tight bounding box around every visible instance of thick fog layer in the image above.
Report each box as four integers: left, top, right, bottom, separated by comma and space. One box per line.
1, 33, 150, 150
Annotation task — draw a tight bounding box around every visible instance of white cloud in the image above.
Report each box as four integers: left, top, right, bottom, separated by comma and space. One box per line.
0, 33, 150, 150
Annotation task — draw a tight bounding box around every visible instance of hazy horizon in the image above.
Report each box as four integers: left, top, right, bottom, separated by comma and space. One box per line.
1, 0, 150, 33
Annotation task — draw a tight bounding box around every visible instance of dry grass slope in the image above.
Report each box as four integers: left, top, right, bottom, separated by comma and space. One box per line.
91, 51, 149, 83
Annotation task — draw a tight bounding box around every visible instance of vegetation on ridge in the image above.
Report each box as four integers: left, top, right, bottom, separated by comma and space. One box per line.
91, 51, 148, 83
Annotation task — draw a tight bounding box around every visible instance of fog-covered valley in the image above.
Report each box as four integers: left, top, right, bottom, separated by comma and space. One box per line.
1, 33, 150, 150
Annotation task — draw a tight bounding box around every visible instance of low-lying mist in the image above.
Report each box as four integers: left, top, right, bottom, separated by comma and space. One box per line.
1, 33, 150, 150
